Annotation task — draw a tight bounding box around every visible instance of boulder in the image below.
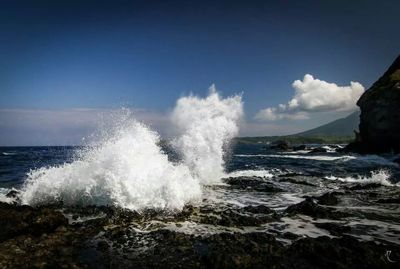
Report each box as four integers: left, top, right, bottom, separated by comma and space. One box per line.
346, 55, 400, 153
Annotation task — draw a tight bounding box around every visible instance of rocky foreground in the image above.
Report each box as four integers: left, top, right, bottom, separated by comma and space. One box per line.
1, 176, 400, 269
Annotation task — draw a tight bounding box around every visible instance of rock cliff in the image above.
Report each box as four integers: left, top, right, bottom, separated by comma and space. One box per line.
346, 55, 400, 153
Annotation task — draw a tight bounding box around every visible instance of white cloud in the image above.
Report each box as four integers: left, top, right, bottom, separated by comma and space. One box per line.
255, 74, 365, 121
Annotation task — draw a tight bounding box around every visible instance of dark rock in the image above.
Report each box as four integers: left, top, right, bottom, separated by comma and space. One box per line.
5, 190, 19, 198
243, 205, 275, 214
314, 222, 351, 236
285, 198, 348, 219
293, 145, 307, 151
348, 183, 383, 190
270, 140, 292, 151
96, 240, 109, 251
394, 157, 400, 165
0, 202, 67, 242
0, 202, 91, 268
346, 55, 400, 154
282, 235, 399, 269
315, 192, 340, 206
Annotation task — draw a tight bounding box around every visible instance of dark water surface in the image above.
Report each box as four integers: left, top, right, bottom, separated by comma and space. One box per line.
1, 144, 400, 245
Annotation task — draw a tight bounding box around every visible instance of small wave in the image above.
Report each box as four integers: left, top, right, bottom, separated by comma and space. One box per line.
225, 169, 282, 178
2, 152, 17, 156
235, 154, 353, 161
236, 153, 399, 166
325, 170, 399, 187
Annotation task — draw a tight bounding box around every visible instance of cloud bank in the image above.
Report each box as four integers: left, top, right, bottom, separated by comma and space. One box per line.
0, 108, 171, 146
255, 74, 365, 121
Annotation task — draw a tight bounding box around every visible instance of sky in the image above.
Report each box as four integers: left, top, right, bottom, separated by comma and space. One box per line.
0, 0, 399, 146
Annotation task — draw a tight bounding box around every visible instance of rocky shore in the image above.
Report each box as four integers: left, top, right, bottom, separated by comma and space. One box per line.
1, 175, 400, 269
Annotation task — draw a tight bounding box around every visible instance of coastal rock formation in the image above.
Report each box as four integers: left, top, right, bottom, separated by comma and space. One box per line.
347, 55, 400, 153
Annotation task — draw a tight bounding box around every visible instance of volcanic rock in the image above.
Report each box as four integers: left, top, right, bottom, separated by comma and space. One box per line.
346, 55, 400, 154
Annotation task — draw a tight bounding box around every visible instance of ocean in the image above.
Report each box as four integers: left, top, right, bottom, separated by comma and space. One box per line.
1, 143, 399, 245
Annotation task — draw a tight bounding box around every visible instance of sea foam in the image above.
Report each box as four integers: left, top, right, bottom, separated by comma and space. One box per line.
325, 169, 398, 187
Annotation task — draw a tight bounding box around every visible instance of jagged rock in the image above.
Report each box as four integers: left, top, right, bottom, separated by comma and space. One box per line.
285, 198, 347, 219
315, 192, 340, 206
346, 55, 400, 154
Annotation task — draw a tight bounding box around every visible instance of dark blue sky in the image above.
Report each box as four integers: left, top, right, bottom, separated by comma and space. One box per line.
0, 0, 399, 145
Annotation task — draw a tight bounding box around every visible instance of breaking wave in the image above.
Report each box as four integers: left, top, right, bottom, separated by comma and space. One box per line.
171, 85, 243, 183
20, 89, 243, 211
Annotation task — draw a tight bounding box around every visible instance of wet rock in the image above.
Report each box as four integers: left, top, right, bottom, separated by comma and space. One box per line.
0, 202, 91, 269
5, 190, 19, 198
314, 222, 351, 236
315, 192, 340, 206
199, 232, 283, 269
0, 202, 67, 242
224, 177, 284, 193
348, 183, 383, 190
282, 235, 400, 269
293, 145, 307, 151
285, 198, 348, 219
243, 205, 275, 214
270, 140, 292, 151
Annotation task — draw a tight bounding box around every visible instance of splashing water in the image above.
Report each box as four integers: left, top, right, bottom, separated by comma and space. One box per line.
20, 88, 242, 210
171, 85, 243, 183
21, 111, 201, 211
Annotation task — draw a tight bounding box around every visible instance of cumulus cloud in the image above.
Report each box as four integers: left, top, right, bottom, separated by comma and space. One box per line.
255, 74, 365, 121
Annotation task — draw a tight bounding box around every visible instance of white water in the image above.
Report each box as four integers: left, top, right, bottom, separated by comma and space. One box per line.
325, 169, 399, 187
20, 89, 242, 210
226, 169, 281, 179
171, 85, 243, 184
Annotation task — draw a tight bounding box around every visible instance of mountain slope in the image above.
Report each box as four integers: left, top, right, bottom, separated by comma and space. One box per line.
295, 111, 359, 136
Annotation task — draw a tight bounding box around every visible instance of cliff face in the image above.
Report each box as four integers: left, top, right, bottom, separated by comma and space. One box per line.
348, 55, 400, 153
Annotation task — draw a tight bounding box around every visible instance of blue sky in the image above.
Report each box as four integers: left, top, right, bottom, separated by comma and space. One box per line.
0, 0, 399, 145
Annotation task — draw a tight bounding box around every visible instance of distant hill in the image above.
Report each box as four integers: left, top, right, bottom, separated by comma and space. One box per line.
294, 111, 359, 137
236, 112, 359, 145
